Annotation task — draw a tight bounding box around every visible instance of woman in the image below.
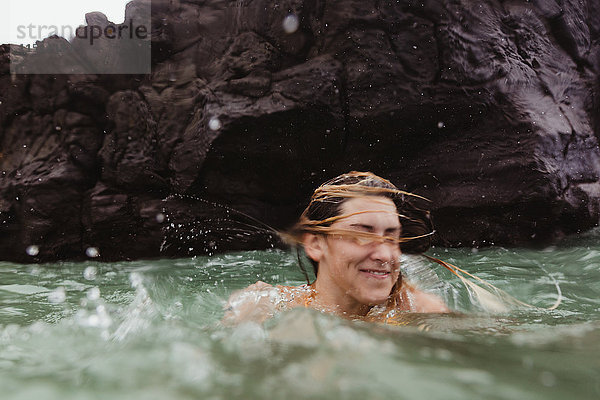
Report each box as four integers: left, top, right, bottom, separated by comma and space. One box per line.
223, 171, 449, 324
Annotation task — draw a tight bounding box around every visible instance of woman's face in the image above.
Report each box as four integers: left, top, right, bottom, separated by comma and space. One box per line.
317, 196, 401, 307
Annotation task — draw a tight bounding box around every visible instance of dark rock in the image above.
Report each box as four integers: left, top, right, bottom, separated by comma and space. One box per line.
1, 0, 600, 262
99, 90, 167, 192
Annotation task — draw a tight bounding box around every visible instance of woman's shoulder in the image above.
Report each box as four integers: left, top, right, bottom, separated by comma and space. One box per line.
398, 281, 450, 313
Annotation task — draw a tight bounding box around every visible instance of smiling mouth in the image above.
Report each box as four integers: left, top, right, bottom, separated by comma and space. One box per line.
359, 269, 391, 278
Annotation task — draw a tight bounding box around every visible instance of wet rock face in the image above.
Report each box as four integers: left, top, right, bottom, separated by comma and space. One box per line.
1, 0, 600, 262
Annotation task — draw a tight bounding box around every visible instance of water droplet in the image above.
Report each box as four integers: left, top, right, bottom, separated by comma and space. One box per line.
87, 314, 100, 326
86, 247, 100, 258
155, 213, 165, 223
437, 121, 445, 128
26, 245, 39, 256
83, 266, 97, 280
540, 371, 556, 387
48, 287, 66, 304
282, 14, 299, 34
208, 116, 222, 131
55, 126, 62, 131
87, 287, 101, 300
522, 356, 534, 369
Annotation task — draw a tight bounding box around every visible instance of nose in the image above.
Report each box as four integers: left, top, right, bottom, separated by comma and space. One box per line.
369, 240, 398, 264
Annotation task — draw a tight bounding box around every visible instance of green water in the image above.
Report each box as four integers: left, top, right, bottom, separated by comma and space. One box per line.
1, 231, 599, 400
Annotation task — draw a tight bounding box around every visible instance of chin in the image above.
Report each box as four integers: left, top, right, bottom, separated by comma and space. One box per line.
358, 291, 391, 306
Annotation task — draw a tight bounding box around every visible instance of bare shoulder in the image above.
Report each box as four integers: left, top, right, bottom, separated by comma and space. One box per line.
222, 281, 278, 325
399, 282, 450, 313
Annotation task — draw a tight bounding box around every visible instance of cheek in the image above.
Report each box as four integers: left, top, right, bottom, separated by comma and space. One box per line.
389, 255, 401, 277
327, 245, 364, 275
327, 240, 358, 259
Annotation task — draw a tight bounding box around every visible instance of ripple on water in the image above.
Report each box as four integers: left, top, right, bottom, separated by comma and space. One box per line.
0, 284, 49, 295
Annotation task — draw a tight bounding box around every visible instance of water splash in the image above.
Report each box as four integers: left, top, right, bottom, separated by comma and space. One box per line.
158, 194, 281, 257
111, 272, 155, 341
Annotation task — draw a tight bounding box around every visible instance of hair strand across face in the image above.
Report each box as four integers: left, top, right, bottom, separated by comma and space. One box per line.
281, 171, 435, 279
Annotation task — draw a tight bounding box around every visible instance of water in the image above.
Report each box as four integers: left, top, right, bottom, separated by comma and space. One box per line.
1, 231, 599, 400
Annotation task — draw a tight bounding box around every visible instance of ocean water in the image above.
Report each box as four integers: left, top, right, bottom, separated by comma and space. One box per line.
1, 231, 599, 400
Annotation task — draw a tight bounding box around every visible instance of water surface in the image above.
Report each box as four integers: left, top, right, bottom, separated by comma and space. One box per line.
1, 231, 599, 400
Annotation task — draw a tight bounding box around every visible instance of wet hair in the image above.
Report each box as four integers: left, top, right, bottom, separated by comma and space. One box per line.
286, 171, 434, 282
